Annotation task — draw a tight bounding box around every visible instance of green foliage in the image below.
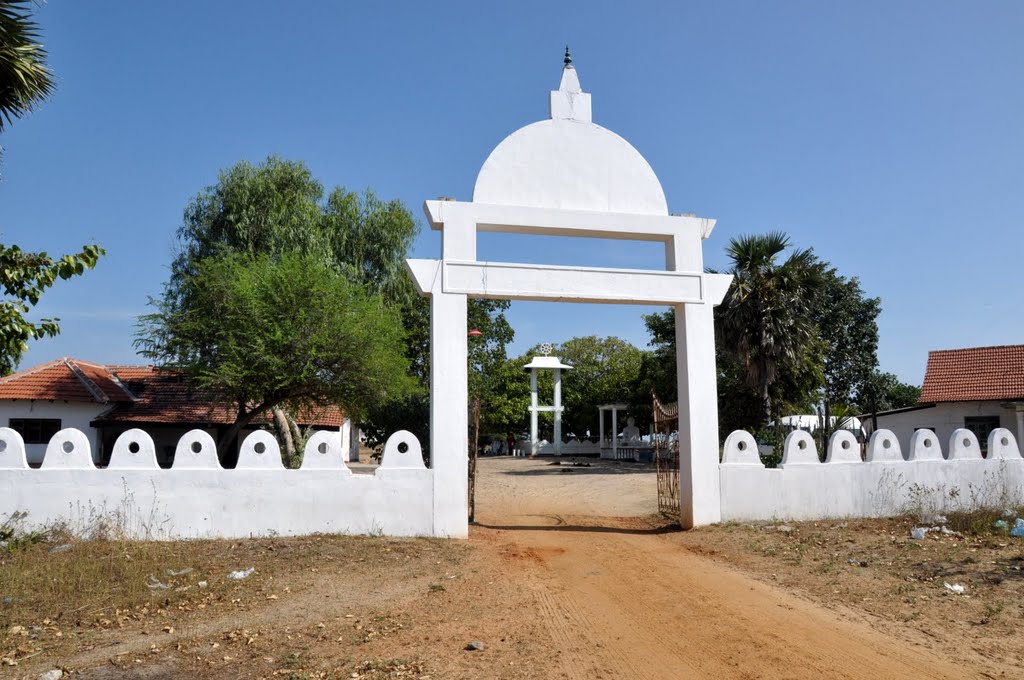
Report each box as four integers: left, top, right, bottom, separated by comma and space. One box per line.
136, 253, 413, 456
155, 156, 424, 456
857, 370, 921, 413
0, 510, 46, 552
717, 231, 825, 425
483, 336, 647, 441
556, 335, 645, 437
0, 243, 105, 375
362, 392, 430, 462
812, 268, 880, 439
644, 232, 887, 437
170, 156, 418, 306
0, 1, 55, 133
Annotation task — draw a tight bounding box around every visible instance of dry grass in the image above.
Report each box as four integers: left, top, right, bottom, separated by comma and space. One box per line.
678, 514, 1024, 674
0, 528, 466, 673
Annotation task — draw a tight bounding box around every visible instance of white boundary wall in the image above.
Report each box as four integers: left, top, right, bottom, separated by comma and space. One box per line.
0, 427, 433, 539
720, 427, 1024, 521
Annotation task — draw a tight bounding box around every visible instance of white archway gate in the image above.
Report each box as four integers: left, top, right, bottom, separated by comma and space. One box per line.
405, 52, 731, 537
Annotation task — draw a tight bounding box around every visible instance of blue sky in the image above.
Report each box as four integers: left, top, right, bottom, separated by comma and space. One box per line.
2, 1, 1022, 384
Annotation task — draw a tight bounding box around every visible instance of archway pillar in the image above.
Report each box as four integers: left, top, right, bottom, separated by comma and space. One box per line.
429, 215, 474, 538
674, 301, 722, 527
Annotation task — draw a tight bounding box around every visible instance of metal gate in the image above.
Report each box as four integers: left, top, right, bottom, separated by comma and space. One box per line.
652, 394, 680, 521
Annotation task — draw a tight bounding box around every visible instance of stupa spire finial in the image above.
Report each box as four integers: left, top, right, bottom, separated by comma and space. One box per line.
550, 45, 590, 122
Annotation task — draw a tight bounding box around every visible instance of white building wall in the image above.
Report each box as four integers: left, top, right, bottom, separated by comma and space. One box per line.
872, 401, 1018, 454
0, 401, 109, 465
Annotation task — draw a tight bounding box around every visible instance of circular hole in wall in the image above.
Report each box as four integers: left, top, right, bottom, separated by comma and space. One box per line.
924, 438, 932, 448
128, 441, 140, 454
1002, 436, 1010, 447
963, 438, 971, 448
737, 441, 747, 451
797, 440, 807, 450
62, 440, 74, 454
254, 442, 266, 454
191, 441, 202, 454
398, 441, 409, 454
841, 440, 851, 450
0, 440, 6, 453
318, 441, 328, 454
883, 439, 892, 449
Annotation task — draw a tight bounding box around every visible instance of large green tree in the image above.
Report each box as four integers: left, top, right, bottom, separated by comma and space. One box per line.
717, 232, 825, 425
165, 156, 422, 460
0, 243, 104, 375
137, 252, 413, 463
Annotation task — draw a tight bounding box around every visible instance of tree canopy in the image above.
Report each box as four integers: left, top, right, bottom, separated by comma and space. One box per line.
136, 252, 413, 460
170, 156, 418, 306
717, 231, 825, 424
0, 0, 54, 136
0, 243, 105, 375
642, 232, 911, 444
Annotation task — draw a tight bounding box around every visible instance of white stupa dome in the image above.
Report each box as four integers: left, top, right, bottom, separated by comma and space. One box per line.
472, 52, 668, 216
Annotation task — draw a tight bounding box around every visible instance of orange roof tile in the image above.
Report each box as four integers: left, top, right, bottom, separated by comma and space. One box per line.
919, 345, 1024, 403
0, 358, 135, 403
0, 359, 343, 428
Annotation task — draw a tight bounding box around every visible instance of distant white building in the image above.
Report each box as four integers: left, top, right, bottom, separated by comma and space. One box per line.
867, 345, 1024, 454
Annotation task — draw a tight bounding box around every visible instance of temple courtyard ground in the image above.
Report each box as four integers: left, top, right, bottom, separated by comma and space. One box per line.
3, 456, 1024, 679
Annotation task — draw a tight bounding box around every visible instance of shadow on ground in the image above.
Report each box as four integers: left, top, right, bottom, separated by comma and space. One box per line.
496, 459, 656, 476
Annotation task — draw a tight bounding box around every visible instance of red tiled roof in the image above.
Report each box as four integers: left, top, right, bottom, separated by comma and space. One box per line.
919, 345, 1024, 403
0, 358, 135, 403
0, 359, 343, 428
94, 367, 344, 428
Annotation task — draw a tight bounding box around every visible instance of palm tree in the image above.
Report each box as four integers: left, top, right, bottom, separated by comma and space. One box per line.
0, 0, 54, 133
718, 232, 824, 426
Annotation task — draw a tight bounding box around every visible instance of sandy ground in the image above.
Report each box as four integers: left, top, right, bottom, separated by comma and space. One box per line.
4, 455, 1017, 678
472, 457, 974, 679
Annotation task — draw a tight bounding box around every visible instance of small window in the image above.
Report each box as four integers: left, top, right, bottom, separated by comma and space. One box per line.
9, 418, 62, 445
965, 416, 1001, 452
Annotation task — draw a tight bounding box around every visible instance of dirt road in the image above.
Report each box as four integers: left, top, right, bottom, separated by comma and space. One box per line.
474, 457, 972, 679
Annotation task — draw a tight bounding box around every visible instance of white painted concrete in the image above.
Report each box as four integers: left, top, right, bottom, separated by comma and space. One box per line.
0, 428, 433, 539
438, 260, 706, 305
473, 66, 665, 216
720, 427, 1024, 522
0, 401, 108, 465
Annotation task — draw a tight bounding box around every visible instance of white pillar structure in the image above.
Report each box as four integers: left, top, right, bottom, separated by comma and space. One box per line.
597, 403, 628, 459
405, 50, 731, 534
524, 356, 572, 455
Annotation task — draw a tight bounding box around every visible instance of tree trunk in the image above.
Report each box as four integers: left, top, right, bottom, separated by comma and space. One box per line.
272, 406, 296, 468
760, 381, 772, 427
468, 398, 480, 523
216, 402, 275, 466
287, 413, 303, 455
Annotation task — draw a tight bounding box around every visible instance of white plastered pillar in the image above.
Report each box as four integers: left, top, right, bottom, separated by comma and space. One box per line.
429, 216, 473, 538
553, 368, 562, 455
529, 369, 539, 455
668, 231, 722, 528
